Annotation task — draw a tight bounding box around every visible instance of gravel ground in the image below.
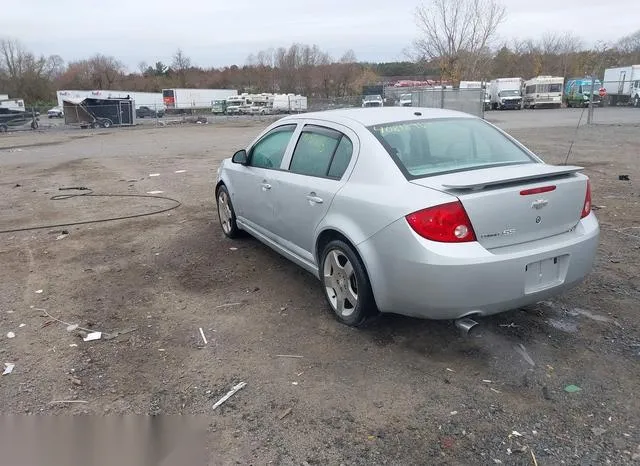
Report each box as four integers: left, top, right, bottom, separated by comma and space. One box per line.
0, 114, 639, 465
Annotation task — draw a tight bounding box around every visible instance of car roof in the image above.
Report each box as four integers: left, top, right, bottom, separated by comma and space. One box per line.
279, 107, 475, 127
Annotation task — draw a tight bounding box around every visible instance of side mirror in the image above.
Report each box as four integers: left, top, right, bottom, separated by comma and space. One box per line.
232, 149, 248, 165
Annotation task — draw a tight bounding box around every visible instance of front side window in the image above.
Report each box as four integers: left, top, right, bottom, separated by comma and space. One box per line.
370, 118, 535, 179
289, 125, 353, 179
249, 124, 296, 169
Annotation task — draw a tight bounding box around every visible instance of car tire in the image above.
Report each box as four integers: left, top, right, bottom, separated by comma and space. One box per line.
101, 119, 112, 128
321, 240, 377, 327
216, 185, 240, 238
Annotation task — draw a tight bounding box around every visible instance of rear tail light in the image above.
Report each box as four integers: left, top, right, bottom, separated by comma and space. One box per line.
406, 201, 477, 243
581, 180, 592, 218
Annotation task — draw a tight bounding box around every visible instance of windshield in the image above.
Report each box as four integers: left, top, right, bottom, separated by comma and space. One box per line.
227, 100, 243, 106
364, 95, 381, 101
369, 118, 535, 178
499, 89, 520, 97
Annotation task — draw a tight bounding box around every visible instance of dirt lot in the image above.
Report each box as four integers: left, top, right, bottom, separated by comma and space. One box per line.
1, 114, 639, 465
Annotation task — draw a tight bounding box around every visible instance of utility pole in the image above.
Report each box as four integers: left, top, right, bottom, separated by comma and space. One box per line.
587, 75, 595, 124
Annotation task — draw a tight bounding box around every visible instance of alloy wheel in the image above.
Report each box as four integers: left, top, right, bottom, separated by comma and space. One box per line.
323, 249, 358, 317
218, 190, 233, 234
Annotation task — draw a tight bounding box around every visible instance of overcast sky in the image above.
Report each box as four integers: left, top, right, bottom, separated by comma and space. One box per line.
3, 0, 638, 70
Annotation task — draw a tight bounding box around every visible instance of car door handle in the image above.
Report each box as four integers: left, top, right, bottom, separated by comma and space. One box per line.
261, 183, 271, 191
306, 194, 323, 204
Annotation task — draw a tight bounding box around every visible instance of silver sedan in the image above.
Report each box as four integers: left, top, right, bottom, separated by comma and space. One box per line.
215, 108, 599, 326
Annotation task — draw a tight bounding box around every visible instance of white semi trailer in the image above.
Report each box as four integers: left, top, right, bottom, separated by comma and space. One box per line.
162, 88, 237, 112
602, 65, 640, 106
57, 90, 164, 110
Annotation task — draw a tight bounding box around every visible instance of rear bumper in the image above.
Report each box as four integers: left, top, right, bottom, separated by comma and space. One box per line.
358, 214, 599, 320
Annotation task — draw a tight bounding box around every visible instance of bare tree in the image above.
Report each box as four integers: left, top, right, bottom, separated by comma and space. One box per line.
172, 49, 192, 87
414, 0, 506, 83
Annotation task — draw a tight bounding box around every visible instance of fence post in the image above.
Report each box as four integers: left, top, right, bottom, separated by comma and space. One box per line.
587, 76, 595, 125
440, 86, 445, 109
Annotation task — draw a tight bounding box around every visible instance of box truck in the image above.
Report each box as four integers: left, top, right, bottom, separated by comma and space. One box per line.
602, 65, 640, 106
162, 88, 237, 112
490, 78, 523, 110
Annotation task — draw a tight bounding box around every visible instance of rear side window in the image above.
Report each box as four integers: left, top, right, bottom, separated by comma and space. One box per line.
289, 125, 353, 179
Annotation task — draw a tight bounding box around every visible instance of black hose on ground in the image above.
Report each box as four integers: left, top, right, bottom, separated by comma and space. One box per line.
0, 187, 182, 234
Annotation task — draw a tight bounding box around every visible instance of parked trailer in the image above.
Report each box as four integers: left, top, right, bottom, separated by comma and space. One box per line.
522, 76, 564, 109
0, 98, 26, 112
602, 65, 640, 106
565, 77, 603, 108
272, 94, 307, 113
57, 90, 163, 110
63, 97, 135, 128
490, 78, 523, 110
162, 88, 237, 113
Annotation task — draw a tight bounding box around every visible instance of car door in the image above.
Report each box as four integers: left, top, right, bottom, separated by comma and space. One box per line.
271, 123, 356, 263
226, 124, 298, 237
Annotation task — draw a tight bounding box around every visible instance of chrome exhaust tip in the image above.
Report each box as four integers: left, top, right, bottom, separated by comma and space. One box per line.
455, 317, 479, 337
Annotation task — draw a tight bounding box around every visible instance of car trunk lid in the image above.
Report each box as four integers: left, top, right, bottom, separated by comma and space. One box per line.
410, 164, 587, 249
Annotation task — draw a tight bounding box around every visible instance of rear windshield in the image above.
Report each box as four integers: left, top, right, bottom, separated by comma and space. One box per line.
369, 118, 535, 179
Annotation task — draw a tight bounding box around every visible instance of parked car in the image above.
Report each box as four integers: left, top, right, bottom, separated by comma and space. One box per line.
135, 106, 164, 118
215, 108, 599, 327
47, 106, 64, 118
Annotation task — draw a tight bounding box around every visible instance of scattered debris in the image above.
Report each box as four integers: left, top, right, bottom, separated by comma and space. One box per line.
278, 407, 293, 420
510, 431, 523, 438
35, 289, 43, 294
514, 344, 535, 366
275, 354, 303, 359
3, 363, 15, 375
158, 348, 166, 352
37, 308, 96, 334
103, 327, 137, 340
70, 376, 82, 386
493, 460, 503, 464
66, 324, 78, 332
49, 400, 88, 404
490, 388, 502, 394
212, 382, 247, 410
215, 303, 241, 309
531, 449, 538, 466
199, 327, 208, 345
564, 384, 582, 393
446, 368, 455, 373
69, 344, 78, 348
297, 371, 304, 377
618, 175, 630, 181
175, 170, 187, 174
499, 323, 520, 328
6, 332, 15, 339
56, 232, 68, 240
19, 323, 25, 328
229, 247, 238, 251
450, 411, 458, 415
83, 332, 102, 342
291, 382, 299, 386
149, 173, 160, 177
147, 190, 164, 195
482, 379, 492, 383
591, 427, 607, 436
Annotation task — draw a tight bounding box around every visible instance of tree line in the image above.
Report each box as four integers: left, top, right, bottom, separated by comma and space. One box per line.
1, 2, 639, 106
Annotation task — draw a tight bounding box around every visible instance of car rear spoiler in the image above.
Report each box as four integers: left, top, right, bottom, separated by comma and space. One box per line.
439, 165, 584, 191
